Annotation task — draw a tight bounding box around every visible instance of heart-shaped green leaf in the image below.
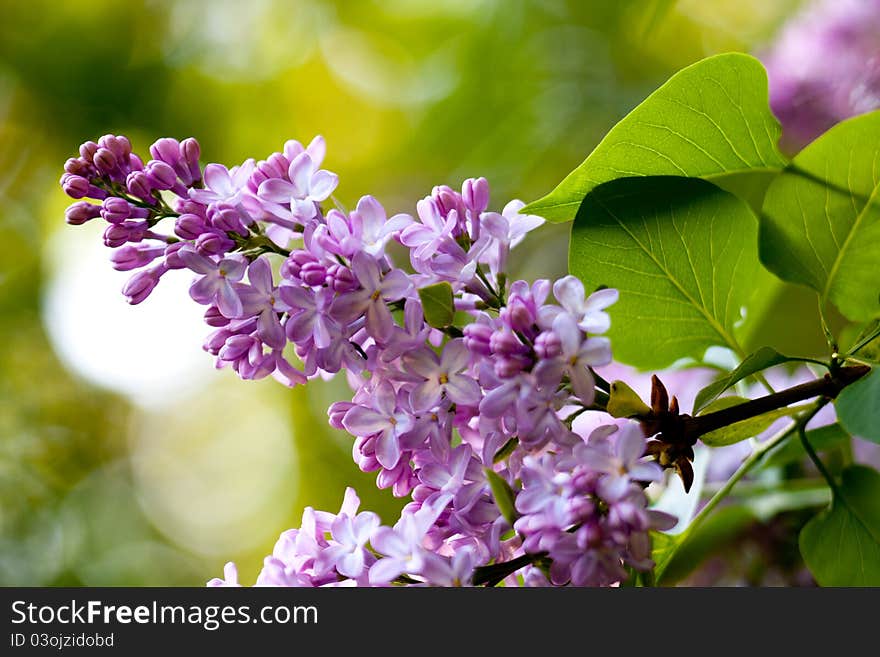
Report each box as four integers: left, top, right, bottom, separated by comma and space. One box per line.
760, 111, 880, 321
800, 465, 880, 586
569, 176, 761, 369
524, 53, 786, 223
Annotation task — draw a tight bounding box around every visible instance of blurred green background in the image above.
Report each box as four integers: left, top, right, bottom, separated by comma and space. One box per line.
0, 0, 808, 586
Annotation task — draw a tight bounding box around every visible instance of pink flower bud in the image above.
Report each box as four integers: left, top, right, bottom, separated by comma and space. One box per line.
64, 201, 101, 225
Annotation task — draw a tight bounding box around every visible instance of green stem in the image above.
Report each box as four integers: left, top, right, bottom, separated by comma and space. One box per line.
798, 423, 841, 497
847, 320, 880, 357
687, 401, 826, 534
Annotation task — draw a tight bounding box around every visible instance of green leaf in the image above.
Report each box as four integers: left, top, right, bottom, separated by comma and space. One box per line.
693, 346, 793, 413
698, 396, 800, 447
835, 367, 880, 444
524, 53, 786, 223
760, 110, 880, 321
569, 176, 761, 369
607, 380, 651, 418
485, 469, 518, 527
800, 465, 880, 586
762, 423, 851, 470
418, 282, 454, 328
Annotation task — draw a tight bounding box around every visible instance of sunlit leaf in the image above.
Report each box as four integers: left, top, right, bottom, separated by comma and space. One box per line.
524, 53, 786, 222
760, 111, 880, 321
569, 176, 761, 369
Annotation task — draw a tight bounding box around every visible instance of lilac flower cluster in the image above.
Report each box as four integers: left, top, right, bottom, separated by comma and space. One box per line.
762, 0, 880, 149
62, 134, 675, 586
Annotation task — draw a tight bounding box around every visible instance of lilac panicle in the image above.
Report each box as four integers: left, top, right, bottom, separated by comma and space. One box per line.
63, 133, 674, 587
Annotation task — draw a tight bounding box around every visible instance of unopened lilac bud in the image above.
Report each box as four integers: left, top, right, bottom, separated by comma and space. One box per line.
126, 171, 154, 202
204, 328, 233, 355
300, 262, 328, 287
174, 199, 206, 218
110, 244, 165, 271
61, 174, 91, 199
98, 134, 129, 162
462, 177, 490, 214
103, 220, 149, 247
93, 147, 118, 176
180, 137, 201, 182
149, 137, 181, 166
281, 250, 319, 281
64, 157, 92, 177
100, 197, 134, 224
204, 305, 230, 327
128, 153, 144, 172
501, 298, 536, 333
163, 242, 187, 269
433, 185, 463, 217
195, 231, 234, 255
328, 401, 354, 430
79, 141, 98, 163
64, 201, 102, 225
175, 213, 208, 240
219, 334, 255, 362
145, 160, 178, 190
326, 264, 357, 292
534, 330, 562, 359
490, 329, 525, 358
463, 323, 493, 356
121, 264, 165, 304
209, 206, 248, 236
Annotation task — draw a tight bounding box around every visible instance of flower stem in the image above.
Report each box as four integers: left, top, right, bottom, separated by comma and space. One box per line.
687, 401, 826, 534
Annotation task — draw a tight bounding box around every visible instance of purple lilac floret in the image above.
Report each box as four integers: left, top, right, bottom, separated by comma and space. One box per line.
62, 133, 676, 586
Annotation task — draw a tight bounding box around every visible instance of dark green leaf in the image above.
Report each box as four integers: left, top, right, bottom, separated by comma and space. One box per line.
485, 469, 518, 527
699, 397, 799, 447
693, 346, 794, 413
800, 465, 880, 586
418, 282, 455, 328
524, 53, 786, 223
607, 380, 651, 418
760, 110, 880, 321
569, 176, 761, 369
761, 423, 851, 470
835, 367, 880, 444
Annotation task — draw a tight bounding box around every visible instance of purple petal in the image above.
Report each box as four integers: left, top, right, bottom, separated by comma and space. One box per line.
351, 252, 382, 291
216, 280, 244, 318
366, 300, 393, 340
288, 152, 316, 196
190, 275, 219, 304
337, 551, 365, 579
553, 275, 586, 314
368, 557, 405, 585
179, 249, 216, 275
259, 309, 287, 350
308, 170, 338, 201
440, 339, 469, 373
410, 380, 442, 412
248, 256, 274, 293
568, 365, 596, 406
343, 406, 389, 436
379, 269, 412, 300
444, 374, 482, 406
617, 424, 646, 465
258, 178, 297, 204
203, 163, 232, 196
375, 428, 401, 469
